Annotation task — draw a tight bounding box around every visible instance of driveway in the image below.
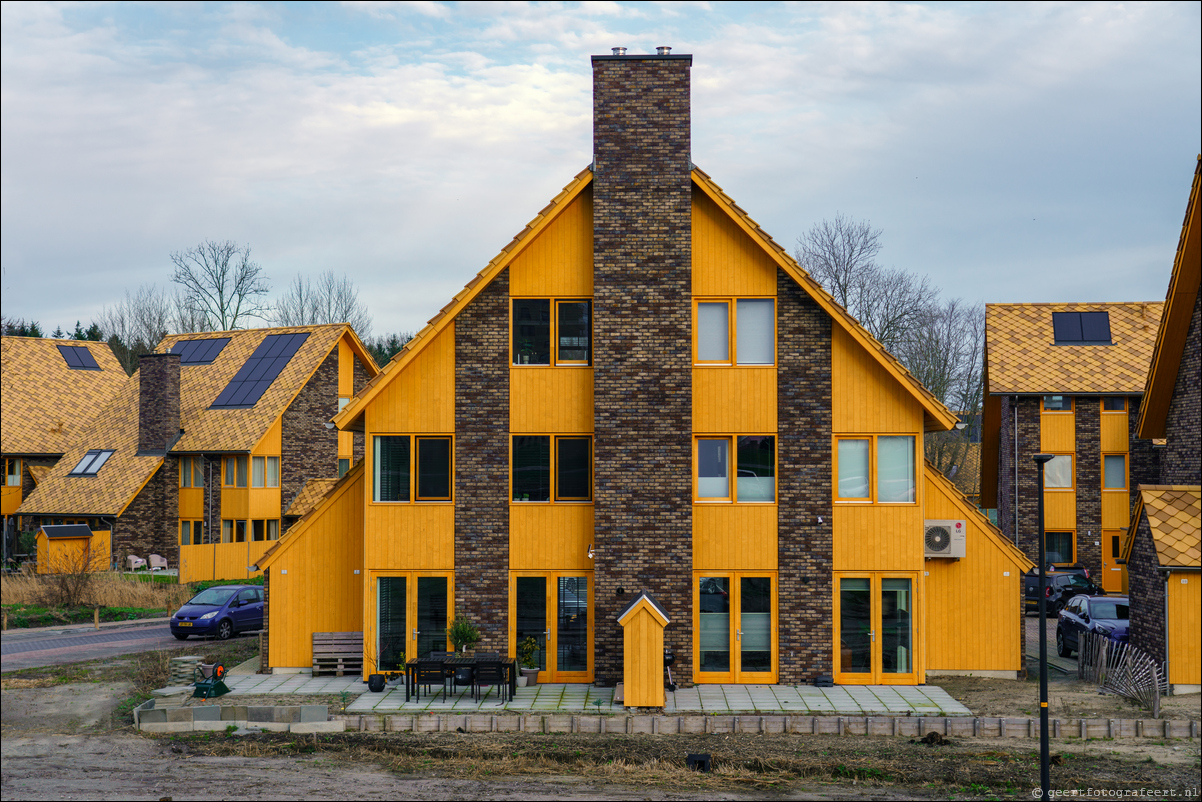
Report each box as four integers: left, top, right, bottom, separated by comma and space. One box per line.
1, 621, 182, 672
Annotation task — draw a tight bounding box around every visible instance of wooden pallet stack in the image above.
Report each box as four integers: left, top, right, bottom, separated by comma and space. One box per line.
313, 631, 364, 677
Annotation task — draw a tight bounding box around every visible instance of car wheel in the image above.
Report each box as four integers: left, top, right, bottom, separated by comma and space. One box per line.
173, 633, 189, 641
1056, 629, 1072, 658
216, 619, 233, 641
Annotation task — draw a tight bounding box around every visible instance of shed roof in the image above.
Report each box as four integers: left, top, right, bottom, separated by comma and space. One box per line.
1126, 485, 1201, 568
617, 591, 670, 627
284, 477, 339, 518
37, 523, 93, 539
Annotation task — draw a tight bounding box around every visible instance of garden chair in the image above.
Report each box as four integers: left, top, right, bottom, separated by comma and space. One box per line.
126, 554, 146, 571
148, 554, 168, 571
472, 660, 508, 704
412, 659, 448, 702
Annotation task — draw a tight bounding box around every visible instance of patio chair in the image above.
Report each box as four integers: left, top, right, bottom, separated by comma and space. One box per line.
148, 554, 168, 571
413, 660, 449, 702
472, 660, 508, 704
127, 554, 147, 571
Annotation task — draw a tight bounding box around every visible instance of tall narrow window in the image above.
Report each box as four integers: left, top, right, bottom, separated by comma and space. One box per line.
235, 520, 247, 543
252, 520, 265, 541
373, 436, 411, 502
736, 436, 775, 502
221, 520, 233, 543
224, 455, 248, 487
736, 299, 774, 365
1044, 455, 1073, 489
556, 301, 591, 364
697, 438, 730, 499
513, 299, 551, 365
837, 439, 870, 499
264, 457, 279, 488
180, 521, 192, 546
512, 436, 551, 501
556, 437, 591, 501
877, 436, 916, 503
5, 458, 21, 487
338, 458, 350, 478
416, 437, 452, 500
267, 519, 280, 541
1103, 454, 1126, 490
697, 302, 730, 362
252, 457, 265, 488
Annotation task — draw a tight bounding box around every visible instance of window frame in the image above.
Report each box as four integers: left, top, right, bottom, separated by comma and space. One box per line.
510, 297, 593, 368
693, 434, 778, 504
692, 297, 777, 367
1041, 395, 1073, 413
1102, 453, 1128, 492
509, 434, 595, 504
1042, 453, 1075, 491
251, 456, 280, 488
1045, 531, 1076, 565
68, 449, 115, 477
832, 435, 919, 505
179, 456, 204, 488
370, 434, 454, 504
1101, 396, 1127, 413
223, 455, 248, 488
179, 519, 204, 546
5, 457, 22, 487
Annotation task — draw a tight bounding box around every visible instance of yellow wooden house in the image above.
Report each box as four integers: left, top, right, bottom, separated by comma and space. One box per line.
18, 324, 376, 580
256, 51, 1031, 688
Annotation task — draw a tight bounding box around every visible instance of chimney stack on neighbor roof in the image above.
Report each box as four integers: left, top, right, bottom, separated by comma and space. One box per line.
611, 46, 627, 56
137, 352, 181, 456
656, 46, 672, 55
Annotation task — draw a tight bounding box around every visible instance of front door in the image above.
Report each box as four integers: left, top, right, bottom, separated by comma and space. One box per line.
374, 573, 451, 672
510, 573, 593, 682
1100, 530, 1125, 593
694, 573, 777, 684
833, 572, 919, 685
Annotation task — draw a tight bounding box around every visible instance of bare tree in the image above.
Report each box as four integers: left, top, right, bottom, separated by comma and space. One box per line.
171, 240, 271, 331
96, 284, 177, 374
274, 270, 372, 339
794, 214, 936, 350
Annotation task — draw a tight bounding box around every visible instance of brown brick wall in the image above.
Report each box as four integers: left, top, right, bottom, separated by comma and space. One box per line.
260, 568, 272, 672
1127, 511, 1166, 664
1161, 290, 1201, 484
352, 354, 372, 465
202, 455, 221, 544
1012, 398, 1044, 563
454, 269, 510, 652
281, 350, 340, 514
996, 395, 1014, 540
591, 54, 694, 685
1074, 397, 1101, 575
1128, 395, 1160, 504
115, 457, 178, 564
776, 269, 834, 683
137, 353, 180, 454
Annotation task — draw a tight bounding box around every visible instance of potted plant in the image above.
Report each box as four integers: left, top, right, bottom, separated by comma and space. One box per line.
447, 613, 482, 688
518, 635, 541, 687
365, 638, 403, 693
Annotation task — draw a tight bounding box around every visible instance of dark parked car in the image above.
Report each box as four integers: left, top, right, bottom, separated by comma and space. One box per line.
1056, 595, 1129, 657
171, 585, 264, 641
1024, 570, 1104, 615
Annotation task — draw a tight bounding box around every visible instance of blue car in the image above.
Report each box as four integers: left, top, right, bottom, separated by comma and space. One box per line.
1056, 595, 1129, 657
171, 585, 264, 641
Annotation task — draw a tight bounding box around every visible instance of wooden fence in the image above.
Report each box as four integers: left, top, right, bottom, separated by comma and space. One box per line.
1078, 632, 1166, 718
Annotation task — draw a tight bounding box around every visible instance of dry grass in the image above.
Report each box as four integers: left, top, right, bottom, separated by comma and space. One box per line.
1, 571, 193, 610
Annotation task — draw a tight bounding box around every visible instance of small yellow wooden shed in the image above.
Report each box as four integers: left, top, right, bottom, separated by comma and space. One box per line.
35, 524, 110, 574
617, 591, 670, 708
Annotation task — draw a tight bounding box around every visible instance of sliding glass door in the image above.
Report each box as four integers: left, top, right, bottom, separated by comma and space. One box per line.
510, 572, 593, 682
373, 572, 451, 674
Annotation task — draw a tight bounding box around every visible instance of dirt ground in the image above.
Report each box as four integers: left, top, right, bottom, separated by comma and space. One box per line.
936, 675, 1202, 720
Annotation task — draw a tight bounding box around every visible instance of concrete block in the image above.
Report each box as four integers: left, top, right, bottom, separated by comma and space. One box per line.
815, 717, 839, 735
300, 705, 328, 723
291, 721, 345, 734
152, 686, 193, 697
467, 715, 492, 733
140, 709, 167, 724
546, 715, 572, 733
194, 720, 243, 731
248, 706, 275, 723
444, 715, 466, 732
895, 718, 919, 737
947, 718, 972, 737
166, 708, 194, 723
387, 716, 414, 732
141, 721, 194, 733
361, 716, 383, 732
708, 716, 734, 734
679, 717, 704, 735
273, 707, 300, 723
654, 716, 680, 735
222, 706, 248, 721
191, 706, 222, 722
415, 716, 442, 733
494, 716, 519, 732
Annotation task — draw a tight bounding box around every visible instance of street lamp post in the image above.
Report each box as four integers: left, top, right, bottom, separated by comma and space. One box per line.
1033, 453, 1054, 800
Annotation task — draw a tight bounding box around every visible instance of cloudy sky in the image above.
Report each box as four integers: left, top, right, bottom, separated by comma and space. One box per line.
2, 1, 1198, 339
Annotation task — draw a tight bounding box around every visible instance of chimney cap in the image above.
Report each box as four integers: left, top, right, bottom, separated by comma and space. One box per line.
612, 46, 627, 56
656, 46, 672, 55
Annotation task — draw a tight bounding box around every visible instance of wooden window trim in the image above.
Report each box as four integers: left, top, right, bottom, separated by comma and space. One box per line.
693, 434, 778, 505
510, 297, 593, 368
369, 434, 455, 505
223, 455, 248, 488
1100, 396, 1127, 414
1045, 530, 1077, 565
509, 434, 594, 505
1042, 452, 1075, 491
1040, 395, 1073, 414
832, 434, 920, 505
1101, 452, 1128, 492
692, 296, 778, 368
691, 570, 779, 684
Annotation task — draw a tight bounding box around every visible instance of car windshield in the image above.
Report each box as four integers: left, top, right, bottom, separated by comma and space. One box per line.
1066, 575, 1092, 587
188, 588, 237, 606
1090, 602, 1129, 620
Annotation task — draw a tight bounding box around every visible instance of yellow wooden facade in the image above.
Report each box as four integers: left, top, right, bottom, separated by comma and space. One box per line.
1167, 572, 1200, 685
36, 529, 111, 574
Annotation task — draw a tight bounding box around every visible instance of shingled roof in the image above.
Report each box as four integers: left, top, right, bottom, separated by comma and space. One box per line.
1125, 485, 1201, 568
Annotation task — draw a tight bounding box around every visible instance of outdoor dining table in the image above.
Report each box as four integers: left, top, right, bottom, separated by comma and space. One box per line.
403, 655, 517, 702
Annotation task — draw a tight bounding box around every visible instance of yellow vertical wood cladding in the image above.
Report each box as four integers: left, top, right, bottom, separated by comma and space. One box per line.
36, 531, 110, 574
249, 488, 281, 520
1, 486, 21, 516
364, 504, 454, 571
366, 324, 455, 434
1167, 574, 1201, 685
1040, 413, 1075, 452
212, 542, 251, 581
621, 605, 665, 707
692, 505, 777, 570
338, 339, 353, 396
692, 369, 776, 433
691, 187, 777, 296
222, 488, 249, 520
1043, 492, 1076, 530
509, 505, 593, 570
179, 544, 214, 583
254, 417, 282, 455
266, 469, 365, 669
510, 368, 594, 433
1100, 413, 1129, 452
179, 487, 204, 519
1101, 492, 1130, 529
922, 472, 1027, 672
832, 505, 925, 572
831, 326, 924, 434
508, 188, 594, 297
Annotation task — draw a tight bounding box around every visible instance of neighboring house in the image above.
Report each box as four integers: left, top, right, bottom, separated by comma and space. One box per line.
1124, 155, 1200, 694
255, 51, 1032, 688
18, 324, 377, 579
979, 302, 1163, 591
1, 337, 127, 545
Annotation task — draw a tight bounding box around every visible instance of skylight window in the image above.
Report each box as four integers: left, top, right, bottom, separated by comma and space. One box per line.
57, 345, 101, 370
68, 449, 115, 476
210, 332, 310, 409
171, 337, 231, 365
1052, 311, 1112, 345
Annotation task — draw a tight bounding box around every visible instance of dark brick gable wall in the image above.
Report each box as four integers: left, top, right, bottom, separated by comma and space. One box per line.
996, 395, 1014, 540
1128, 395, 1160, 504
202, 455, 221, 544
591, 55, 694, 684
776, 270, 834, 683
1161, 290, 1201, 485
281, 350, 340, 514
115, 457, 178, 564
352, 354, 372, 465
1127, 511, 1166, 664
1010, 398, 1044, 561
1074, 398, 1101, 576
455, 269, 510, 652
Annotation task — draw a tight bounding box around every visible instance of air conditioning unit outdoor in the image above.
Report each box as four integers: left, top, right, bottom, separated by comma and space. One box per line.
924, 519, 967, 559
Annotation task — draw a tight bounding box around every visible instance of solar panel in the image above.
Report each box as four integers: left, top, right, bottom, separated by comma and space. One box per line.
1079, 312, 1112, 343
57, 344, 101, 370
1052, 311, 1111, 345
171, 337, 230, 365
210, 332, 310, 409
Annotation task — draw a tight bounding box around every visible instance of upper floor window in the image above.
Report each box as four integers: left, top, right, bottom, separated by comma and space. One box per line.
251, 519, 280, 541
511, 435, 592, 502
338, 458, 350, 478
180, 456, 203, 488
5, 457, 22, 487
1052, 311, 1111, 345
223, 455, 248, 488
695, 299, 775, 366
68, 449, 114, 477
1042, 395, 1072, 412
695, 435, 775, 502
834, 436, 916, 503
1043, 455, 1073, 489
1102, 397, 1126, 412
1102, 454, 1127, 490
373, 435, 452, 502
251, 456, 280, 488
512, 299, 591, 366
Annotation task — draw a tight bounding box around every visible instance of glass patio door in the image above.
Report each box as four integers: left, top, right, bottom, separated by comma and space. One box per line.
511, 573, 593, 682
695, 573, 777, 683
833, 573, 917, 685
375, 573, 450, 673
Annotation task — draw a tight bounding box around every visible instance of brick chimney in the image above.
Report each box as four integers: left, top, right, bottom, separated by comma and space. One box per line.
137, 353, 181, 455
590, 49, 695, 684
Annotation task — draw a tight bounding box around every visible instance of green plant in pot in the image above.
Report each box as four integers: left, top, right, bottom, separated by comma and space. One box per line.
518, 635, 541, 687
447, 612, 481, 654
